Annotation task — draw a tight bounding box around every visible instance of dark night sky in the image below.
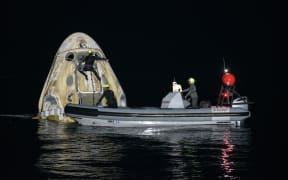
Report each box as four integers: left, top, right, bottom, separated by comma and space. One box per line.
1, 1, 273, 115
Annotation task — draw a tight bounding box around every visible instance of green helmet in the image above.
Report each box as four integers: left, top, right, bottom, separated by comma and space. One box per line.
103, 84, 110, 88
188, 77, 195, 85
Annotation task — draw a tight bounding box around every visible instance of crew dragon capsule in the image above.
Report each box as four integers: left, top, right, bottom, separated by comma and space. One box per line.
38, 32, 127, 121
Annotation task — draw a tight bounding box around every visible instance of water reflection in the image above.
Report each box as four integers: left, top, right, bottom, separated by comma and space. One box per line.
221, 129, 236, 179
37, 121, 124, 178
36, 120, 252, 179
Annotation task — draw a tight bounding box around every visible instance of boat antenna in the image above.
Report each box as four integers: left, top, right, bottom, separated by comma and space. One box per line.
223, 58, 228, 73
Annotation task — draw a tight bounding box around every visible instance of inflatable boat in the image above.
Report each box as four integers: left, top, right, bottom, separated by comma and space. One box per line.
65, 94, 250, 127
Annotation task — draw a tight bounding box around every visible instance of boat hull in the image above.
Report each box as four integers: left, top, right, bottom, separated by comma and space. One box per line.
65, 104, 250, 127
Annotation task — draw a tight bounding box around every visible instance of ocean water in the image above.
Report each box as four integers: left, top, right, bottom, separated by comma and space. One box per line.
1, 115, 258, 179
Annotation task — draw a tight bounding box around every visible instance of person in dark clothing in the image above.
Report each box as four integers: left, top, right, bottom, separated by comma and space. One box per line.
78, 50, 101, 81
182, 77, 198, 108
96, 84, 117, 108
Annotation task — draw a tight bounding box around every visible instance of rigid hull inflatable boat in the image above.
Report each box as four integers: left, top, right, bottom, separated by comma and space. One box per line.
65, 94, 250, 127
